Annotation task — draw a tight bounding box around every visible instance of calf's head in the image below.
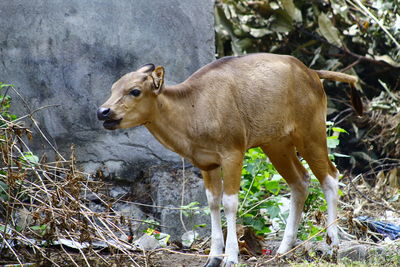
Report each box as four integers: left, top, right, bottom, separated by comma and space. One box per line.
97, 64, 164, 130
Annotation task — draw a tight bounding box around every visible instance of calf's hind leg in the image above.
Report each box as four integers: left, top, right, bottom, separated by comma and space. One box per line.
299, 141, 340, 250
294, 112, 340, 251
261, 139, 310, 254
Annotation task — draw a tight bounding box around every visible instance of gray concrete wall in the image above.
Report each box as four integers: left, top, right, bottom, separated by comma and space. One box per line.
0, 0, 215, 177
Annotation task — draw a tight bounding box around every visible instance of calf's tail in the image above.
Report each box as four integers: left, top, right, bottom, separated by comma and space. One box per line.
314, 69, 363, 116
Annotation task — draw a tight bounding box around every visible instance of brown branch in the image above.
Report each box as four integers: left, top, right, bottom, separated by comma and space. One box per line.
340, 44, 394, 67
339, 59, 361, 73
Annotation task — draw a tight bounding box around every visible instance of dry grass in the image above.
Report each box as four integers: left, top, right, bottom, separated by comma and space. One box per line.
0, 87, 146, 266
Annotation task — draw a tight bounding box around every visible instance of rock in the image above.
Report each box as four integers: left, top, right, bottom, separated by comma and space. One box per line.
134, 234, 161, 251
149, 168, 210, 240
247, 256, 257, 262
339, 244, 367, 261
112, 202, 145, 220
181, 230, 199, 248
109, 186, 130, 199
0, 0, 215, 179
87, 202, 105, 214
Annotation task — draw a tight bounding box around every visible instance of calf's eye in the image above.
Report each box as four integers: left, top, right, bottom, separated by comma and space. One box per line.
130, 89, 141, 97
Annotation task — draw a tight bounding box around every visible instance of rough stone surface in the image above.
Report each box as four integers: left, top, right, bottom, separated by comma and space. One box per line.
134, 234, 161, 250
149, 168, 210, 240
0, 0, 215, 178
339, 243, 368, 261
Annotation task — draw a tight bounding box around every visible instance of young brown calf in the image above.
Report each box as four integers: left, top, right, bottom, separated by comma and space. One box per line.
97, 53, 359, 267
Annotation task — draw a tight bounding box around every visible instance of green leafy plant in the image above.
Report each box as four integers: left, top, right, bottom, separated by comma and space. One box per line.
238, 122, 348, 240
0, 83, 17, 124
239, 147, 288, 235
30, 224, 48, 238
180, 201, 210, 231
180, 201, 203, 217
18, 151, 40, 167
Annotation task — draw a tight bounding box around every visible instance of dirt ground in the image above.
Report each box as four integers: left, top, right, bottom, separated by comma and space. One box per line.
1, 238, 399, 266
147, 240, 400, 267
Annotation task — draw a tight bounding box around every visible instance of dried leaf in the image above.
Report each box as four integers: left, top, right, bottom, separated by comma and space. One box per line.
249, 28, 272, 38
388, 168, 399, 189
237, 224, 263, 256
374, 55, 400, 68
374, 171, 387, 194
280, 0, 302, 23
317, 13, 342, 47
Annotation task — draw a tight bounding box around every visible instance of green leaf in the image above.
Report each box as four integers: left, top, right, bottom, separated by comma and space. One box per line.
31, 224, 47, 236
31, 224, 47, 231
338, 189, 344, 197
0, 181, 8, 201
19, 152, 39, 167
333, 153, 350, 158
0, 83, 13, 89
327, 137, 340, 149
265, 180, 281, 195
317, 13, 341, 47
266, 205, 281, 219
332, 127, 348, 133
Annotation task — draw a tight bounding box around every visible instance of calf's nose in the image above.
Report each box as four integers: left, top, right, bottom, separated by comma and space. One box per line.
97, 107, 111, 120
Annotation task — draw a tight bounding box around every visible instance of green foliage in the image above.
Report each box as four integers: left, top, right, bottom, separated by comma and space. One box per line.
180, 201, 210, 231
30, 224, 48, 237
239, 147, 288, 235
238, 122, 347, 240
0, 83, 17, 125
19, 151, 40, 167
215, 0, 399, 92
180, 201, 203, 217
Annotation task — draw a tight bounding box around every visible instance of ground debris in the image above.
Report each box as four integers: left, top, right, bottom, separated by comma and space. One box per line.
0, 89, 145, 266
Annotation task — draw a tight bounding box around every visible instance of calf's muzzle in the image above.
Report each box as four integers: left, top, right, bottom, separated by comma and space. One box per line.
97, 107, 111, 121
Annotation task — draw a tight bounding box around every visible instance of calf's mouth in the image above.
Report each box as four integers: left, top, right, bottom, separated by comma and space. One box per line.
103, 118, 122, 130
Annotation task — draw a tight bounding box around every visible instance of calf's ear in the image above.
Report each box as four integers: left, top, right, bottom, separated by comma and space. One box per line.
151, 66, 165, 94
137, 63, 155, 73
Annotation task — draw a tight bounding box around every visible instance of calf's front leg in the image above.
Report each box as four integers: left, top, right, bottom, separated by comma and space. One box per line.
203, 169, 224, 267
203, 152, 243, 267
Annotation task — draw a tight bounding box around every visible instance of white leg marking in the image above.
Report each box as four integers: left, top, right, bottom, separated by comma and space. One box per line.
205, 189, 224, 257
321, 173, 339, 248
277, 176, 309, 254
222, 193, 239, 264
